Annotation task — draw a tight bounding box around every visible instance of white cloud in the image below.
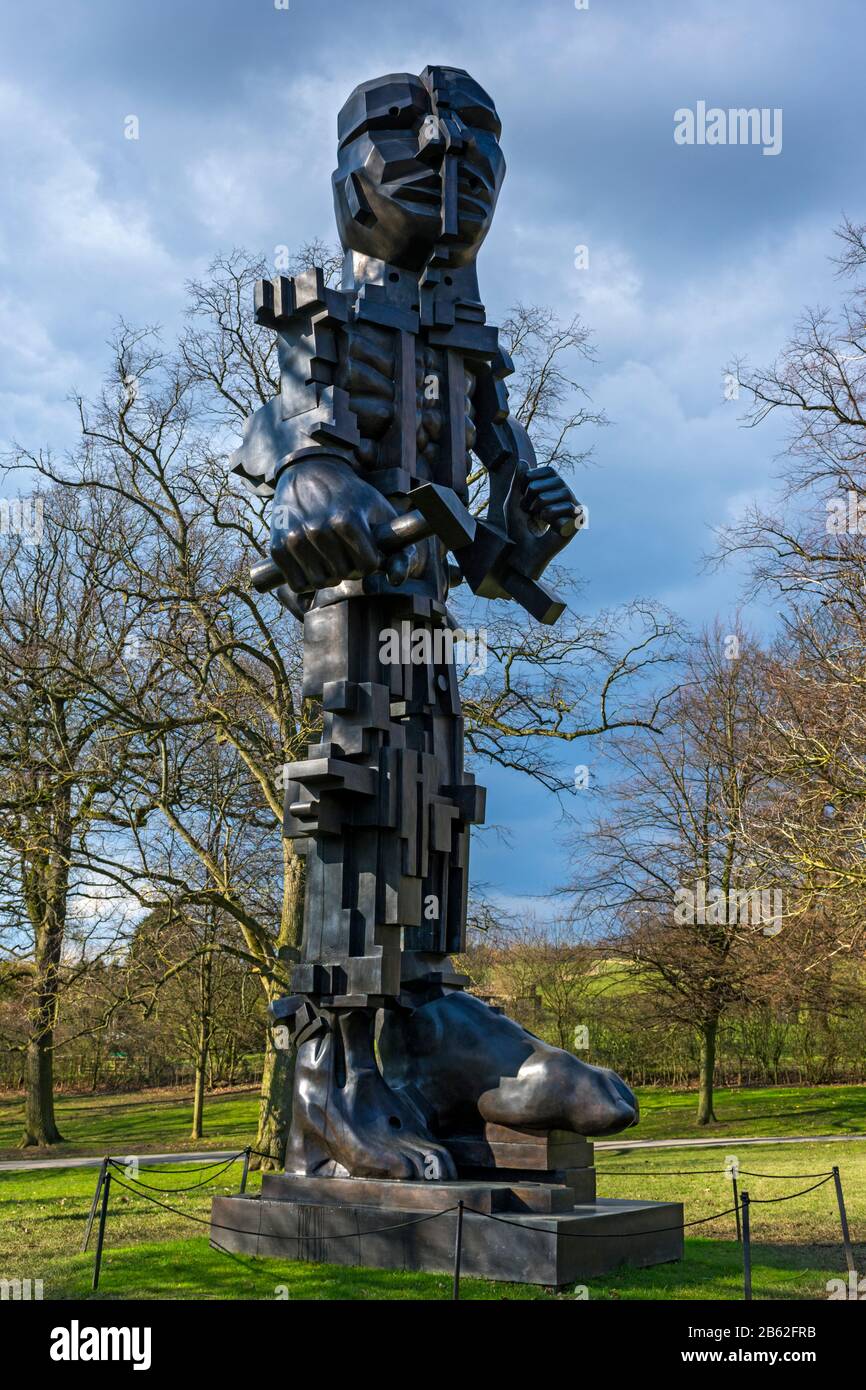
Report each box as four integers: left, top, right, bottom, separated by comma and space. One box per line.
0, 81, 172, 276
0, 79, 186, 448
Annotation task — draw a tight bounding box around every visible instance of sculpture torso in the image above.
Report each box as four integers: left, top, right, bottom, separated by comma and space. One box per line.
339, 321, 478, 487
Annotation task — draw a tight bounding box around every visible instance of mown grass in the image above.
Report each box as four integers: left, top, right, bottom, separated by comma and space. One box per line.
0, 1085, 259, 1159
630, 1084, 866, 1141
1, 1235, 845, 1301
598, 1141, 865, 1248
1, 1140, 861, 1300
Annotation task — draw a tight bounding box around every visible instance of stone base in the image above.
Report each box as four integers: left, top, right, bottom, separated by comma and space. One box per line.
210, 1182, 683, 1287
260, 1169, 596, 1211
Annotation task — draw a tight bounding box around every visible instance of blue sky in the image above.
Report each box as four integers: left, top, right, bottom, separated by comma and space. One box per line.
1, 0, 862, 908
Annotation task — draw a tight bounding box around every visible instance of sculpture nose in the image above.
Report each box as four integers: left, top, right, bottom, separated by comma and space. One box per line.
417, 114, 446, 166
441, 149, 461, 240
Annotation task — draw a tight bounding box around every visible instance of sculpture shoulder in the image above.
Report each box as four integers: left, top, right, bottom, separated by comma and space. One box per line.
230, 269, 366, 493
260, 269, 398, 471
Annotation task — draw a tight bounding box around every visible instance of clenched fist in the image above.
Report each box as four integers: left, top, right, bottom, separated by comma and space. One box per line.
269, 456, 416, 592
518, 465, 584, 536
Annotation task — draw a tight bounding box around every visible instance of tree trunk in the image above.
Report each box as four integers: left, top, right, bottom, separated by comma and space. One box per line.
190, 952, 213, 1140
20, 894, 67, 1146
251, 841, 305, 1170
21, 1027, 64, 1147
19, 779, 72, 1148
254, 1024, 294, 1170
90, 1039, 103, 1093
696, 1018, 719, 1125
191, 1036, 207, 1140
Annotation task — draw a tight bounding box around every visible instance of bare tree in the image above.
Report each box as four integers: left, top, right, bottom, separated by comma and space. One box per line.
460, 913, 597, 1050
0, 486, 144, 1144
716, 217, 866, 952
566, 624, 795, 1124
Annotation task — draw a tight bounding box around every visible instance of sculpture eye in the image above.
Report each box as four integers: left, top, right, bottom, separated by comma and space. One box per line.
455, 104, 501, 139
379, 101, 425, 131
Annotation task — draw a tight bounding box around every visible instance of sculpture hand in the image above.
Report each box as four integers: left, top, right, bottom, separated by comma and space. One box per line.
502, 462, 584, 581
517, 465, 584, 538
270, 456, 416, 592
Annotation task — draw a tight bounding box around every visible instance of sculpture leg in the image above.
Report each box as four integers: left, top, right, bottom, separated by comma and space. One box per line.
284, 1006, 456, 1179
279, 591, 479, 1177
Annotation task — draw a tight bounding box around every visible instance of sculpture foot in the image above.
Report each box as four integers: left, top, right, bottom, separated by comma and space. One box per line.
285, 1007, 457, 1181
379, 990, 639, 1139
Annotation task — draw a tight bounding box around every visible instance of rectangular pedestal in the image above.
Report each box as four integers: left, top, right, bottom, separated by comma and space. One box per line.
210, 1192, 683, 1287
261, 1171, 594, 1212
446, 1126, 594, 1173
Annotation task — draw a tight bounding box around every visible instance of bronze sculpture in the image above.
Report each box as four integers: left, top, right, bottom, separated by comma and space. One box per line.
213, 67, 685, 1285
230, 66, 638, 1183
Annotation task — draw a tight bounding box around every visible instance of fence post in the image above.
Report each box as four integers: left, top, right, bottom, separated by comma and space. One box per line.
92, 1170, 112, 1292
82, 1157, 109, 1253
452, 1201, 465, 1301
741, 1190, 752, 1301
732, 1172, 741, 1243
832, 1167, 856, 1276
239, 1147, 252, 1194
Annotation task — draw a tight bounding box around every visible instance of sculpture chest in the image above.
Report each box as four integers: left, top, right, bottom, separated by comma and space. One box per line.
338, 316, 481, 502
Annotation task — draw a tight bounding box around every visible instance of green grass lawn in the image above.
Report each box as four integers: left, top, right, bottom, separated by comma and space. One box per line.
0, 1085, 260, 1159
1, 1078, 862, 1301
0, 1139, 861, 1300
0, 1234, 845, 1301
628, 1083, 866, 1142
1, 1080, 863, 1161
598, 1141, 864, 1247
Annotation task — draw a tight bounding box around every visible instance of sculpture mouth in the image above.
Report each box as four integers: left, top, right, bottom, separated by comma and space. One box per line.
389, 166, 493, 223
457, 169, 492, 220
391, 170, 443, 215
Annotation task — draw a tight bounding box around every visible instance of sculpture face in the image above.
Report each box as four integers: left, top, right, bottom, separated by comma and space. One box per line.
332, 66, 506, 271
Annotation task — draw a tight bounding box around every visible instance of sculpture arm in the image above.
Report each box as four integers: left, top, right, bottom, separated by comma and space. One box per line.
472, 357, 584, 581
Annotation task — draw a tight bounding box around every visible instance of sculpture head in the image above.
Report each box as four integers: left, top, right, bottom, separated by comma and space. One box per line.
332, 65, 505, 272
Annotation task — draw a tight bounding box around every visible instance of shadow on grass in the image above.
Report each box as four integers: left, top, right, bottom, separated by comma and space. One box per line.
36, 1235, 850, 1303
56, 1242, 525, 1302
589, 1238, 849, 1302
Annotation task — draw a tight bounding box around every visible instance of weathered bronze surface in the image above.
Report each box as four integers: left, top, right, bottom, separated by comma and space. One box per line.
227, 65, 641, 1188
